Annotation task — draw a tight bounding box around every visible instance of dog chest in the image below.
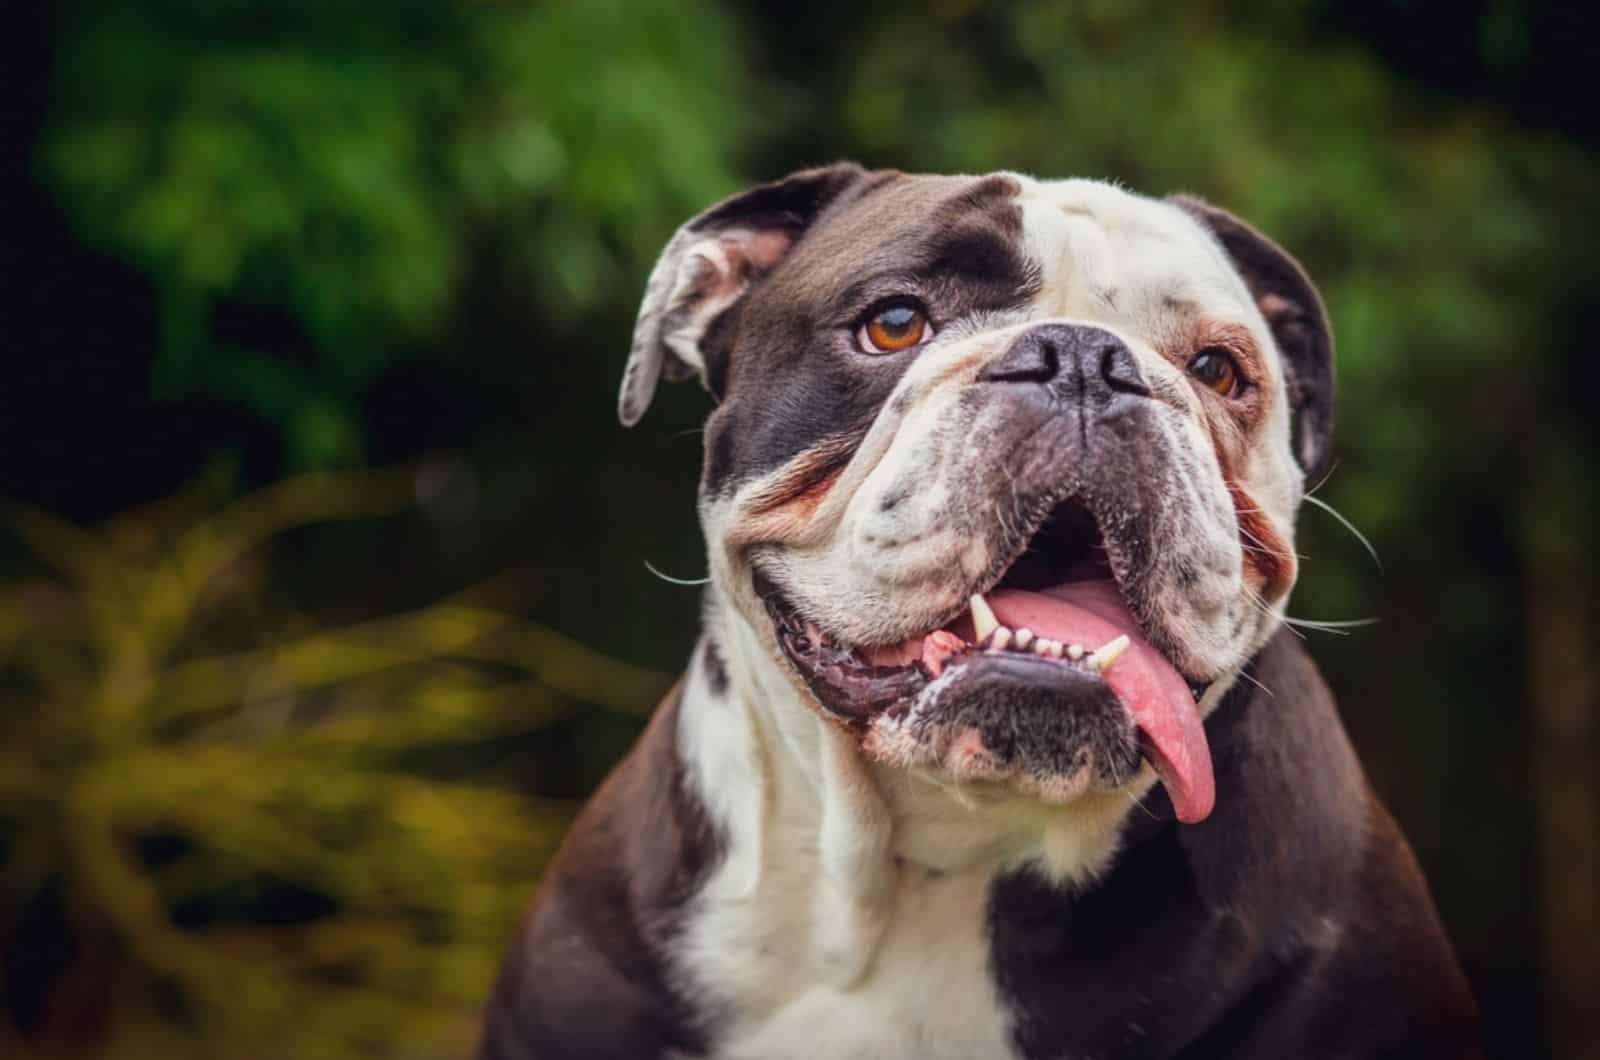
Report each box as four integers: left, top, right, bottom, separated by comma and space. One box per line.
679, 854, 1023, 1060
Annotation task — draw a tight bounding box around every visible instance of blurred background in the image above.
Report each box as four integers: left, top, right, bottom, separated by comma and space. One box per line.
2, 1, 1596, 1057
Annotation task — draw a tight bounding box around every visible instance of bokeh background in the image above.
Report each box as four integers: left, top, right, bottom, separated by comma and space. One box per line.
4, 1, 1596, 1057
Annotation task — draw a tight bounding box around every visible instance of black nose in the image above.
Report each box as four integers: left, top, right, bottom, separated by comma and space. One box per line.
979, 323, 1150, 406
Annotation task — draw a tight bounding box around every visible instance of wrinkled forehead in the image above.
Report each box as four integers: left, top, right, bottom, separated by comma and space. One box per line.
781, 171, 1262, 332
1011, 176, 1260, 327
770, 172, 1034, 304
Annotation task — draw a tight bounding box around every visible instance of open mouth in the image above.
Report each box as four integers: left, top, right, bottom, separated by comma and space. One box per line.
757, 499, 1216, 823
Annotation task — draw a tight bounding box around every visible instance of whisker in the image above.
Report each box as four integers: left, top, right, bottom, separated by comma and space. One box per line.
643, 559, 711, 586
1285, 622, 1346, 636
1283, 615, 1380, 635
1304, 460, 1341, 498
1244, 586, 1304, 639
1232, 535, 1310, 566
1235, 524, 1277, 553
1302, 494, 1382, 572
916, 769, 980, 811
1123, 785, 1160, 822
1234, 668, 1275, 699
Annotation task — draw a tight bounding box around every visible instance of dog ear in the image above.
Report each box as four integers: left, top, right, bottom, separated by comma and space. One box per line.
1170, 196, 1336, 481
618, 163, 869, 426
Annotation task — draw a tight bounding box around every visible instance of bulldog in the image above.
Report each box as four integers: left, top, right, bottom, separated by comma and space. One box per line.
480, 165, 1483, 1059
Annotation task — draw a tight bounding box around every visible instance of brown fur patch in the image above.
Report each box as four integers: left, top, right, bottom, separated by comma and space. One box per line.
727, 432, 859, 550
1162, 317, 1271, 462
1228, 480, 1296, 604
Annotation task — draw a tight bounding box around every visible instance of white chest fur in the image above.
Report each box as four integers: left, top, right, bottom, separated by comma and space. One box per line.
679, 803, 1020, 1060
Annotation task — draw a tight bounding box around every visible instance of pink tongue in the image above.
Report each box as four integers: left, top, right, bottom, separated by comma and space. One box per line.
987, 582, 1215, 824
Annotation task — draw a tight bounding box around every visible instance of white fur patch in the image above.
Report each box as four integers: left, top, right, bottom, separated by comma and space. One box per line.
675, 617, 1022, 1058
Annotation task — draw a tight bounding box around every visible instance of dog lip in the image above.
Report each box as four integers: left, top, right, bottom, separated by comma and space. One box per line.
753, 566, 1140, 724
932, 643, 1136, 690
755, 567, 933, 723
920, 649, 1145, 782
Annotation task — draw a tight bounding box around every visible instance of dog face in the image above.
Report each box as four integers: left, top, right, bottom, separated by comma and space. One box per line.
622, 165, 1333, 825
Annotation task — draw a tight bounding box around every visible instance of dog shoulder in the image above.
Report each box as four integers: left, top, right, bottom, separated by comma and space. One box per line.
1327, 795, 1486, 1059
1189, 636, 1484, 1057
477, 683, 723, 1060
1181, 796, 1483, 1059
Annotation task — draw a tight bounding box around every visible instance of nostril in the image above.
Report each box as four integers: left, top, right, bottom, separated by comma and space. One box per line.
980, 333, 1060, 384
1037, 340, 1060, 381
1100, 344, 1151, 397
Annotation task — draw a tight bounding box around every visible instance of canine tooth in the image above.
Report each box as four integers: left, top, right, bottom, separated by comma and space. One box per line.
969, 594, 998, 642
1066, 643, 1085, 661
1013, 628, 1034, 650
989, 627, 1013, 652
1088, 634, 1130, 673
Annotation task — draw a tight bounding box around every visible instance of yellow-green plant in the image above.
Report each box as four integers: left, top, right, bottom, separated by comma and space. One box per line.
0, 471, 666, 1059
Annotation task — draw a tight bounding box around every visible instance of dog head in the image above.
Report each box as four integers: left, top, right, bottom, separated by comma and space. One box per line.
621, 165, 1332, 826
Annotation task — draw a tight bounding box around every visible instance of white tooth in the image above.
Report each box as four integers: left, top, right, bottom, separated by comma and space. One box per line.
1013, 628, 1034, 650
970, 594, 998, 642
1066, 643, 1085, 661
1089, 634, 1130, 673
1039, 639, 1063, 659
989, 627, 1013, 652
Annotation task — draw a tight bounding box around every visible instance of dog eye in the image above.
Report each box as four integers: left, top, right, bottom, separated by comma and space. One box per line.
1188, 348, 1242, 397
858, 301, 932, 354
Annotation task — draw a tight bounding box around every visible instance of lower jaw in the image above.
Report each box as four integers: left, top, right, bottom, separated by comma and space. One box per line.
858, 649, 1145, 796
761, 593, 1146, 798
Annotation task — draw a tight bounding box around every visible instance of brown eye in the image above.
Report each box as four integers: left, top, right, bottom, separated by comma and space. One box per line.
1188, 348, 1241, 396
859, 302, 930, 353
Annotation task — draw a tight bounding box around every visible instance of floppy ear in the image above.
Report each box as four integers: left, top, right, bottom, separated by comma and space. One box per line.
618, 163, 869, 426
1170, 196, 1336, 482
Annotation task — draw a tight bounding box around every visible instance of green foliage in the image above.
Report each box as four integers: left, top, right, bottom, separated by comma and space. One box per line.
43, 0, 749, 467
0, 473, 666, 1058
24, 1, 1600, 1056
